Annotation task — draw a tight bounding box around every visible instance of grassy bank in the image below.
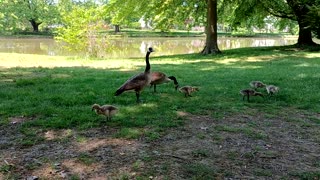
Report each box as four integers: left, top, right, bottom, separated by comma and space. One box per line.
1, 46, 320, 179
1, 29, 295, 39
0, 46, 319, 133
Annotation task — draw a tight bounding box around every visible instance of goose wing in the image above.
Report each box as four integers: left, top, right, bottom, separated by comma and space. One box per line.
115, 73, 150, 94
151, 72, 166, 82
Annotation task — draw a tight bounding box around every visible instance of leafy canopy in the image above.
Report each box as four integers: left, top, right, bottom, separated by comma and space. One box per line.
0, 0, 59, 32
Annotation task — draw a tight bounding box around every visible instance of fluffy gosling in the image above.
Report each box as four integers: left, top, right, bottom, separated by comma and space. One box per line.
250, 81, 266, 90
179, 86, 199, 97
92, 104, 118, 121
240, 89, 264, 102
266, 85, 279, 96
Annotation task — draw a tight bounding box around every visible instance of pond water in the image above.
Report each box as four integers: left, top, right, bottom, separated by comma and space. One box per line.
0, 36, 300, 58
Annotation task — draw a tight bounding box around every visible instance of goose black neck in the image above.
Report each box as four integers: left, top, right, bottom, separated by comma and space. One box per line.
145, 52, 151, 73
168, 76, 178, 85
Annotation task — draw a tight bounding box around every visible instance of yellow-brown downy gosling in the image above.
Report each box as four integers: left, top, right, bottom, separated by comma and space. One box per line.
266, 85, 279, 95
114, 47, 154, 103
249, 81, 266, 90
179, 86, 199, 97
240, 89, 264, 102
92, 104, 118, 121
150, 71, 179, 92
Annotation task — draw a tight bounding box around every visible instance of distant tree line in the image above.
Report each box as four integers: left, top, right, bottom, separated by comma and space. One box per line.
0, 0, 319, 55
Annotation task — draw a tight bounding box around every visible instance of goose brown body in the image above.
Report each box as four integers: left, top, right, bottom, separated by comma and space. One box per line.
179, 86, 199, 97
150, 72, 179, 92
115, 47, 154, 102
240, 89, 264, 102
92, 104, 118, 120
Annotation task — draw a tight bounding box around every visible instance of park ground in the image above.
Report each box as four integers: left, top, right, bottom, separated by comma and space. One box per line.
1, 109, 320, 179
0, 45, 320, 179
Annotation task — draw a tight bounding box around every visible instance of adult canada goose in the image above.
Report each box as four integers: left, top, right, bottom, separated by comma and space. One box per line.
266, 85, 279, 95
92, 104, 118, 121
114, 47, 154, 102
150, 71, 179, 92
240, 89, 264, 102
179, 86, 199, 97
249, 81, 266, 90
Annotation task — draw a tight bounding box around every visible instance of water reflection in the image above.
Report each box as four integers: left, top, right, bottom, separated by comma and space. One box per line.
0, 37, 301, 58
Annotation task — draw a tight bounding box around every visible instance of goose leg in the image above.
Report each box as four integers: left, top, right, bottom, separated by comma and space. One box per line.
154, 84, 157, 93
247, 95, 250, 102
136, 91, 141, 103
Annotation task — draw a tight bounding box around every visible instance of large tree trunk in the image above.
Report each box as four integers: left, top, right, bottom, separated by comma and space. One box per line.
29, 19, 41, 32
296, 19, 316, 46
202, 0, 221, 55
286, 0, 316, 46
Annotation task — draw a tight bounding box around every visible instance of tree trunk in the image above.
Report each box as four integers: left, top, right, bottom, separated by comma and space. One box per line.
202, 0, 221, 55
115, 25, 120, 33
29, 19, 41, 32
286, 0, 316, 46
296, 20, 316, 46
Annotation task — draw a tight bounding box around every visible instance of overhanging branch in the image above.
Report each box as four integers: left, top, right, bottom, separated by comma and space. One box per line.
260, 1, 296, 20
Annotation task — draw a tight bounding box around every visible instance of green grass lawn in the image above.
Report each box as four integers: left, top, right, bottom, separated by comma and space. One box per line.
0, 46, 320, 139
1, 46, 320, 179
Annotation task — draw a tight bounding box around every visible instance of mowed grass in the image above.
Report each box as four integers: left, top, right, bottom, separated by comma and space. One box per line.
0, 46, 320, 139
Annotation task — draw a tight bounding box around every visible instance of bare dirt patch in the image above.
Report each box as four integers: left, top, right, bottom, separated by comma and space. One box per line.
1, 109, 320, 179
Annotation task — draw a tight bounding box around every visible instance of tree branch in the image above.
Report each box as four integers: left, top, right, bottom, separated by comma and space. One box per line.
261, 1, 296, 20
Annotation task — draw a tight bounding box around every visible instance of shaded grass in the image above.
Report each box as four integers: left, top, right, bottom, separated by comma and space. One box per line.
0, 46, 320, 139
